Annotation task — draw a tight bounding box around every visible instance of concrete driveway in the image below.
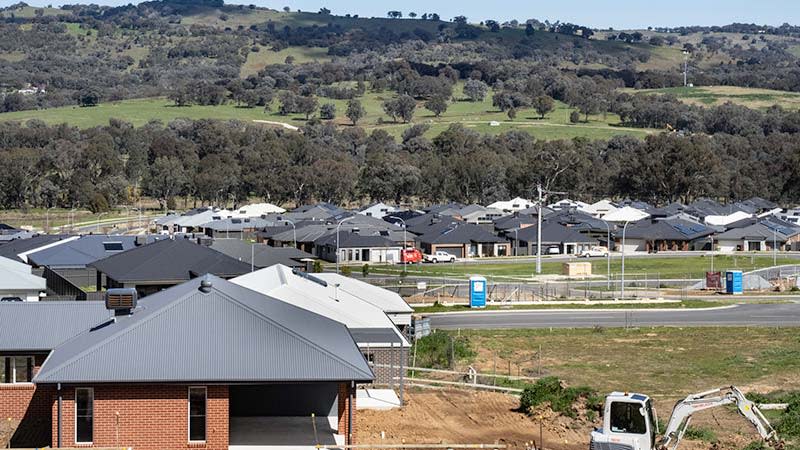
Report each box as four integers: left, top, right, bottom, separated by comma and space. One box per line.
229, 416, 344, 450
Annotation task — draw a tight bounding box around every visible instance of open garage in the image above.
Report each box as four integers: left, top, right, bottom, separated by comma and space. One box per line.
228, 383, 347, 450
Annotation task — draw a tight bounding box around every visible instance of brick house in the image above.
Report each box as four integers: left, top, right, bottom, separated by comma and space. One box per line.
1, 275, 373, 450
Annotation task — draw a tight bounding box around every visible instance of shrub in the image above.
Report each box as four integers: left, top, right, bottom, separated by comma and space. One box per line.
341, 266, 352, 277
312, 260, 323, 273
569, 110, 581, 123
518, 376, 595, 418
684, 426, 717, 442
411, 332, 475, 369
361, 264, 370, 277
778, 395, 800, 437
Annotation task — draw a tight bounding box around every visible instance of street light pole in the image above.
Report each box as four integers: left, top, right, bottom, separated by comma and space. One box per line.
709, 235, 715, 273
388, 216, 407, 273
277, 217, 297, 248
773, 227, 777, 266
513, 228, 518, 257
336, 216, 354, 274
535, 184, 566, 274
621, 219, 632, 299
600, 219, 611, 290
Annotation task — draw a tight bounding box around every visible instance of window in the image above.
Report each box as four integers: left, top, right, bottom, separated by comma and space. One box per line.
75, 388, 93, 444
1, 356, 33, 383
188, 387, 206, 442
362, 352, 375, 364
610, 401, 647, 434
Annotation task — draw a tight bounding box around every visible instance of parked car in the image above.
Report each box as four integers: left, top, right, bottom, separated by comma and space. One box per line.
0, 297, 23, 302
547, 246, 561, 255
400, 248, 423, 264
580, 246, 609, 258
424, 251, 457, 263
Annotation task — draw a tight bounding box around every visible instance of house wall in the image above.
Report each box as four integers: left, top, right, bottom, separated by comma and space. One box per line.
336, 382, 356, 442
51, 384, 230, 450
0, 353, 51, 447
360, 346, 408, 385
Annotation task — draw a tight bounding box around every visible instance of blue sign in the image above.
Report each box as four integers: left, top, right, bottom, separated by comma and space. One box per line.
469, 276, 487, 308
725, 270, 743, 295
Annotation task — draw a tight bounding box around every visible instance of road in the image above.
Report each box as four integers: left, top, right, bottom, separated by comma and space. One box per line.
427, 302, 800, 329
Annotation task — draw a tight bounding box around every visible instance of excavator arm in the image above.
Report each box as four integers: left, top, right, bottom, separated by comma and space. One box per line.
658, 386, 782, 450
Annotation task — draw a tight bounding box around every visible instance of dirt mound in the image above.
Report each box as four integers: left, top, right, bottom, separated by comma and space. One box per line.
0, 419, 18, 448
357, 388, 590, 450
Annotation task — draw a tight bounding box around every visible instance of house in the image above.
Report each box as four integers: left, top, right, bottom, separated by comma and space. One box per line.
290, 203, 344, 219
200, 216, 273, 239
488, 197, 535, 213
456, 205, 506, 226
232, 264, 409, 384
157, 208, 234, 234
0, 301, 112, 447
512, 222, 598, 256
0, 256, 46, 301
0, 223, 17, 235
579, 199, 619, 219
231, 202, 285, 217
415, 221, 510, 258
314, 272, 414, 328
548, 198, 590, 211
493, 213, 537, 234
359, 202, 399, 219
1, 275, 372, 449
315, 231, 402, 263
704, 210, 753, 227
715, 219, 800, 252
25, 235, 156, 288
209, 239, 315, 270
617, 218, 714, 253
90, 238, 252, 296
602, 206, 650, 224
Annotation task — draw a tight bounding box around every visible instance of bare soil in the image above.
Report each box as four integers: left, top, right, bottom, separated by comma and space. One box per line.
0, 419, 18, 448
357, 388, 772, 450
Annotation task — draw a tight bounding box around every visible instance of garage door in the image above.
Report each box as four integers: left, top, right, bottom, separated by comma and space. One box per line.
230, 383, 338, 417
437, 247, 463, 258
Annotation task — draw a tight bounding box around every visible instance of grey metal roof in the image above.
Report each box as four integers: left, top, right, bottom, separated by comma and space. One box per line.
314, 231, 399, 249
416, 221, 506, 245
349, 328, 405, 344
516, 222, 597, 244
0, 301, 111, 351
34, 275, 374, 384
210, 239, 315, 268
623, 219, 714, 241
91, 238, 252, 283
0, 234, 70, 260
26, 235, 157, 269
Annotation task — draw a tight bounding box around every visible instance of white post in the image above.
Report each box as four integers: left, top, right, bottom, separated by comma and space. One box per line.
536, 184, 542, 274
774, 228, 777, 266
388, 216, 407, 273
621, 220, 631, 299
336, 216, 354, 274
602, 219, 611, 290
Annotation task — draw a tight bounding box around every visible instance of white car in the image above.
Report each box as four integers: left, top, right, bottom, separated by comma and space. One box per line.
424, 251, 457, 263
580, 246, 609, 258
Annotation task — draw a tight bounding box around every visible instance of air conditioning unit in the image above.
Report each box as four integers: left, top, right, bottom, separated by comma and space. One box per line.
105, 288, 138, 313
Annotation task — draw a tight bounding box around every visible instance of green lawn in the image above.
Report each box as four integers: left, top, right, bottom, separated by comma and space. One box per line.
0, 81, 657, 141
441, 327, 800, 395
371, 255, 799, 280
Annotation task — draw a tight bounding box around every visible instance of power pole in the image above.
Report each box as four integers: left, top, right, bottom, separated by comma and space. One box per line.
535, 184, 566, 274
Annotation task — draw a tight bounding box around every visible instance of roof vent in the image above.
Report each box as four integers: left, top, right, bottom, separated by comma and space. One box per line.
199, 279, 213, 293
105, 288, 137, 315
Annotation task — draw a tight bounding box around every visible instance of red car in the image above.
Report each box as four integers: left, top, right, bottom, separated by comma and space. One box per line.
400, 248, 423, 264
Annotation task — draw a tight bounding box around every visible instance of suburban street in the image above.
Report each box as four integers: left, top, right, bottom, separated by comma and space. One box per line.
426, 301, 800, 329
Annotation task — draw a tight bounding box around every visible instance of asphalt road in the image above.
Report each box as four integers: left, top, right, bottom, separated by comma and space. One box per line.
427, 302, 800, 329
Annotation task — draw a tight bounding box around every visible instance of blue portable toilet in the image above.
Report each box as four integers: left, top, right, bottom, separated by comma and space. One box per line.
725, 270, 743, 295
469, 276, 487, 308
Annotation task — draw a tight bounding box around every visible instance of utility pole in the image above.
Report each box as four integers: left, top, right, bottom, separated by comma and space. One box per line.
621, 220, 632, 299
535, 184, 566, 274
682, 50, 690, 87
388, 216, 407, 273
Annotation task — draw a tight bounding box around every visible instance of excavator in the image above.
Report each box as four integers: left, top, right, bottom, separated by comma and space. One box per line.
590, 386, 783, 450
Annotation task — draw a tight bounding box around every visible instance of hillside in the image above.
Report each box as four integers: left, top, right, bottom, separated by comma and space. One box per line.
1, 0, 798, 143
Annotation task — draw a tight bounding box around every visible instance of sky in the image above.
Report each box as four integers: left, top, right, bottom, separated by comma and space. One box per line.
2, 0, 798, 29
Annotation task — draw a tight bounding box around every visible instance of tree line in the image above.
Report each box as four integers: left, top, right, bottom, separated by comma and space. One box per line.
2, 118, 800, 212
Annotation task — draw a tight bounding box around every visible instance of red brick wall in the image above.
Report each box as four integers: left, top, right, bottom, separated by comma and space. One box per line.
337, 382, 356, 444
0, 353, 52, 447
50, 384, 229, 450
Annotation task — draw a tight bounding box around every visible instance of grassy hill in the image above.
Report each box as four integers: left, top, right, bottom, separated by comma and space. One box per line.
0, 82, 656, 140
627, 86, 800, 109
